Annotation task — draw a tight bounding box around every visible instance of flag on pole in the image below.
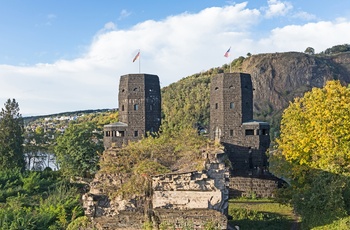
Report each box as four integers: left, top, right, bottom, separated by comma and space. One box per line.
132, 51, 140, 62
224, 47, 231, 57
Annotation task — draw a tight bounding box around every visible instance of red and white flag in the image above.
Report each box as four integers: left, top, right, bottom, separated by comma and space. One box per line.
224, 47, 231, 57
132, 51, 140, 62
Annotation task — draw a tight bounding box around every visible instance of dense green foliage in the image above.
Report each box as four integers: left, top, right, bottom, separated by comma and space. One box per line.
54, 122, 104, 178
51, 110, 118, 178
0, 169, 83, 230
270, 80, 350, 229
161, 73, 211, 131
0, 99, 25, 170
312, 216, 350, 230
275, 81, 350, 175
322, 44, 350, 55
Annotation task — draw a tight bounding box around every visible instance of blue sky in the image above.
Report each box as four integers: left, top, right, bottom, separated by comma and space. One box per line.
0, 0, 350, 116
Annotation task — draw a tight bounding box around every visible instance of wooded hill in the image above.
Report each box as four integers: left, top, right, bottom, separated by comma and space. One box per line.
24, 45, 350, 142
161, 48, 350, 140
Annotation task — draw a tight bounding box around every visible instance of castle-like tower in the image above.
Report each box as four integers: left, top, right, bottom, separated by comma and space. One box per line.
210, 73, 270, 174
104, 74, 161, 149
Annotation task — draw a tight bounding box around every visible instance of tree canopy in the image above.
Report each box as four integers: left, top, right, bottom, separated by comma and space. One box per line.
275, 80, 350, 175
304, 47, 315, 55
270, 80, 350, 228
0, 99, 25, 170
323, 44, 350, 55
54, 122, 104, 178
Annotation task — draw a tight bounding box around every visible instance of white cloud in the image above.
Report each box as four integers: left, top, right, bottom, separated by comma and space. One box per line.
292, 11, 317, 21
119, 9, 131, 20
104, 22, 116, 30
1, 2, 350, 116
257, 20, 350, 53
265, 0, 293, 18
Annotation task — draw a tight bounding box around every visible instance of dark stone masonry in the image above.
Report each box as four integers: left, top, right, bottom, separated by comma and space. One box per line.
210, 73, 270, 175
103, 74, 161, 149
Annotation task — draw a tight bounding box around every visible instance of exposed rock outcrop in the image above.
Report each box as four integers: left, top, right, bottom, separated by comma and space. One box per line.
239, 52, 350, 116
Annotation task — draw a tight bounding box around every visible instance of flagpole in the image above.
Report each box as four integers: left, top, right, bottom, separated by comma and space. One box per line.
132, 49, 141, 73
139, 49, 141, 73
224, 47, 231, 73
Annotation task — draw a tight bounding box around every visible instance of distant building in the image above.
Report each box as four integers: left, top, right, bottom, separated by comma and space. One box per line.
103, 73, 161, 149
210, 73, 270, 175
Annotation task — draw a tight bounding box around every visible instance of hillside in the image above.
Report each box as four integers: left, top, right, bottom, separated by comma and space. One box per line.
24, 50, 350, 142
161, 51, 350, 139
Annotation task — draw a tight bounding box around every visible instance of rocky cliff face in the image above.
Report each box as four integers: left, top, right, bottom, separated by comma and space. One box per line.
232, 52, 350, 136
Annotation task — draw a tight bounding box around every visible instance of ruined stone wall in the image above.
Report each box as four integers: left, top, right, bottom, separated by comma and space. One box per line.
83, 152, 230, 229
152, 152, 229, 214
154, 209, 227, 229
88, 209, 227, 230
229, 175, 283, 198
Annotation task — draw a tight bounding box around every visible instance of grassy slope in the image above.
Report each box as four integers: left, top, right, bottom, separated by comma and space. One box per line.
228, 198, 299, 230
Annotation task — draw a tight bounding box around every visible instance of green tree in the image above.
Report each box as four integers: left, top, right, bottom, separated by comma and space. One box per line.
270, 80, 350, 228
0, 99, 25, 170
275, 80, 350, 175
54, 122, 103, 178
324, 44, 350, 55
304, 47, 315, 55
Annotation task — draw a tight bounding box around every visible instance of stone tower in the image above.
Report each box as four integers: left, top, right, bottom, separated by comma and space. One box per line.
210, 73, 270, 174
104, 73, 161, 149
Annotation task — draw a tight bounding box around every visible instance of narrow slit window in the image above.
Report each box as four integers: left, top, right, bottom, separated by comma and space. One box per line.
262, 129, 268, 135
245, 129, 254, 135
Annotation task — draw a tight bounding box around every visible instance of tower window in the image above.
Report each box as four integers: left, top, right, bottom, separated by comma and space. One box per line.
105, 131, 110, 137
230, 102, 234, 109
134, 130, 139, 137
121, 105, 124, 111
134, 104, 139, 110
245, 129, 254, 135
230, 129, 234, 136
215, 87, 219, 90
149, 105, 153, 111
117, 131, 125, 137
215, 103, 218, 109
